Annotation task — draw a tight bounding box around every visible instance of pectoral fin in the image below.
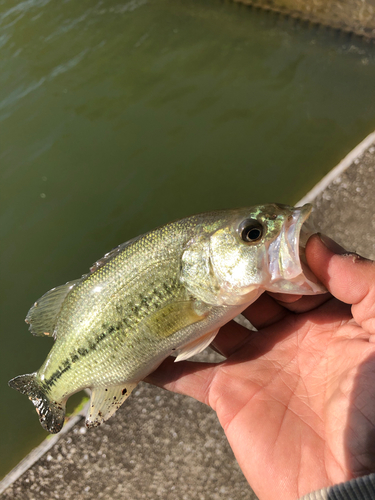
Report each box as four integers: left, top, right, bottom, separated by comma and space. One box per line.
174, 328, 219, 362
142, 301, 208, 339
86, 383, 137, 428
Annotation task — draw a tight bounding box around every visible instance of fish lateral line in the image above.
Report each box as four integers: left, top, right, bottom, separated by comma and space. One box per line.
9, 203, 326, 433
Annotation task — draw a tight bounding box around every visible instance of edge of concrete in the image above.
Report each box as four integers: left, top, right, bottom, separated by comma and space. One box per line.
298, 131, 375, 205
0, 403, 89, 495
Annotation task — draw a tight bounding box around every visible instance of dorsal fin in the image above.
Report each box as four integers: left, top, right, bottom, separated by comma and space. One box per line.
25, 279, 80, 339
90, 236, 141, 273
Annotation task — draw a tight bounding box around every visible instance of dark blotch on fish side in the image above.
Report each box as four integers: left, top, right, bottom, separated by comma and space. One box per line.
69, 331, 109, 366
132, 305, 140, 315
78, 347, 89, 357
45, 360, 72, 388
88, 341, 97, 351
153, 289, 163, 300
122, 388, 127, 395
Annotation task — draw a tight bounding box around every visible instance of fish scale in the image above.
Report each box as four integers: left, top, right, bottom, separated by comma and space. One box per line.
9, 204, 326, 433
45, 265, 187, 390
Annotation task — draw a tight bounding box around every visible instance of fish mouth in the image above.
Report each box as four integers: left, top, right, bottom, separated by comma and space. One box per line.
267, 204, 326, 294
287, 203, 312, 277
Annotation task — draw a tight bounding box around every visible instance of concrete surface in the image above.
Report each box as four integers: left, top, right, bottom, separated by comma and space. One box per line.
1, 130, 375, 500
233, 0, 375, 39
300, 130, 375, 260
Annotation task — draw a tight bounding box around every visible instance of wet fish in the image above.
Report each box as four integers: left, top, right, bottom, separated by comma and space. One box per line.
9, 203, 325, 433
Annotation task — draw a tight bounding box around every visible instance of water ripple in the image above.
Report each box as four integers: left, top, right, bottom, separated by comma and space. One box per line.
0, 49, 89, 114
0, 77, 46, 112
0, 0, 50, 23
49, 49, 89, 78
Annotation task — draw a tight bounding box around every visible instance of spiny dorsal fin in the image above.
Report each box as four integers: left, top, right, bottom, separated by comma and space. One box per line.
174, 328, 219, 362
89, 236, 141, 273
25, 279, 80, 339
86, 383, 138, 428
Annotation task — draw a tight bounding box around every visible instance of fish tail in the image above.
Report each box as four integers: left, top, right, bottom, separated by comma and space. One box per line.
8, 373, 65, 434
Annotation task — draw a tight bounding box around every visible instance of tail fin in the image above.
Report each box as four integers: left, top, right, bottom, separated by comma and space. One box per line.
8, 373, 65, 434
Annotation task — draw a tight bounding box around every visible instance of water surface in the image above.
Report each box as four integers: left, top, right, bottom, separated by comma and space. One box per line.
1, 0, 375, 478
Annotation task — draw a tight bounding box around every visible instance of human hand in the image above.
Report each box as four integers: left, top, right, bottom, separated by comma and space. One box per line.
146, 235, 375, 500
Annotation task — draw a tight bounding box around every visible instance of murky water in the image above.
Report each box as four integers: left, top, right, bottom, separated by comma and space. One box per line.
1, 0, 375, 479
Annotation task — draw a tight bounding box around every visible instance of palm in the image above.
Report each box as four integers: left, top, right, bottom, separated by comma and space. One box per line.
147, 236, 375, 499
211, 300, 375, 499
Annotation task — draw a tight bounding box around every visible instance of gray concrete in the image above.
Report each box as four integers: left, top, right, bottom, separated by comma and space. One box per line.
233, 0, 375, 39
300, 131, 375, 260
1, 131, 375, 500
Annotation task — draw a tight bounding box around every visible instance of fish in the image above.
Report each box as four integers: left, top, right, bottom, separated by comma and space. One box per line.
9, 203, 326, 434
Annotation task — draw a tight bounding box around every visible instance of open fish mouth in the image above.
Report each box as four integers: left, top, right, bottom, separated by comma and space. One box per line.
267, 204, 326, 294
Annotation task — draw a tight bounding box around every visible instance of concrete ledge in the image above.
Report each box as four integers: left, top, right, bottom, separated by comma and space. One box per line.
300, 130, 375, 260
232, 0, 375, 39
299, 131, 375, 207
1, 131, 375, 500
0, 405, 88, 496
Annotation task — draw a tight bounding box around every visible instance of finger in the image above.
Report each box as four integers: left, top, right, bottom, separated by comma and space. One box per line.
266, 292, 303, 303
270, 291, 332, 314
242, 292, 290, 329
145, 357, 217, 406
306, 234, 375, 333
211, 320, 255, 358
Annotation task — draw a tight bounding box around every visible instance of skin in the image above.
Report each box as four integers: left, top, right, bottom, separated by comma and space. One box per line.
146, 234, 375, 499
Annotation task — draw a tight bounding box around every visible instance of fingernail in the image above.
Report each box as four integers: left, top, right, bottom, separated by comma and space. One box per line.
318, 233, 347, 254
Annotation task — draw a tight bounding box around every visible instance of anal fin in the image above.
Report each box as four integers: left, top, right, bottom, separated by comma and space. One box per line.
174, 329, 219, 362
86, 383, 138, 428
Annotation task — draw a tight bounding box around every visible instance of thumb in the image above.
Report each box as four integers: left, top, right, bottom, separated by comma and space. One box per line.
306, 234, 375, 334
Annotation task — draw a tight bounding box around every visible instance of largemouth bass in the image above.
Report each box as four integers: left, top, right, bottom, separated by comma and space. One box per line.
9, 203, 325, 434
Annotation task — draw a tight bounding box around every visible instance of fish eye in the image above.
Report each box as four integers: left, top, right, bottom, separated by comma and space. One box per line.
239, 219, 263, 243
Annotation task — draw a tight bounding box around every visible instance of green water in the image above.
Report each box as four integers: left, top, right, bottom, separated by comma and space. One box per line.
1, 0, 375, 479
